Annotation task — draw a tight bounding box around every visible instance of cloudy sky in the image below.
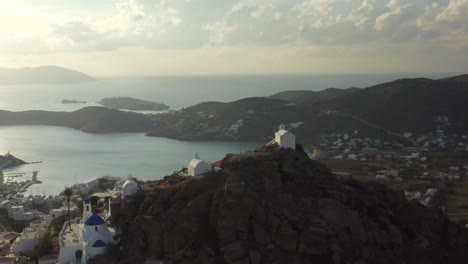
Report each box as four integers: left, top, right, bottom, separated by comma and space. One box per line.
0, 0, 467, 76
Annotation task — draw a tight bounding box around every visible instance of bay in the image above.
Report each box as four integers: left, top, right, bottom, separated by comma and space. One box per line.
0, 125, 262, 195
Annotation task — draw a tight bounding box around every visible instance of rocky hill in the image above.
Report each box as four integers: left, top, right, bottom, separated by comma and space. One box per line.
0, 107, 153, 133
98, 97, 169, 111
103, 145, 468, 264
269, 87, 360, 105
311, 76, 468, 134
147, 74, 468, 142
0, 153, 26, 169
0, 65, 95, 84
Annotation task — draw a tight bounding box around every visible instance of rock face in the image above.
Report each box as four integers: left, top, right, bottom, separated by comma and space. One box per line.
111, 145, 468, 264
98, 97, 169, 111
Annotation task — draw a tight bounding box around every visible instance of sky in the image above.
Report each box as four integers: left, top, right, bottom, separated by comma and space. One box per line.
0, 0, 467, 76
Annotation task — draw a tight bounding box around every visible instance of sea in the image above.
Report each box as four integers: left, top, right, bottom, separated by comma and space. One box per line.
0, 73, 458, 195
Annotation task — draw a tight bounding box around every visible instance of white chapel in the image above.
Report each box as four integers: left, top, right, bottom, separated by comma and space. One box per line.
187, 153, 212, 176
121, 175, 138, 199
275, 124, 296, 149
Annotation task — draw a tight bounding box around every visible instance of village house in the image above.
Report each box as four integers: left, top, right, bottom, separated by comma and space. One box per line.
46, 207, 71, 225
10, 220, 48, 255
8, 206, 39, 222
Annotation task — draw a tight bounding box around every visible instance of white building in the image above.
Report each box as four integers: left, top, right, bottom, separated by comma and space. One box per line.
8, 206, 39, 222
11, 221, 48, 255
46, 207, 69, 225
188, 154, 211, 176
275, 125, 296, 149
121, 175, 138, 199
59, 200, 116, 264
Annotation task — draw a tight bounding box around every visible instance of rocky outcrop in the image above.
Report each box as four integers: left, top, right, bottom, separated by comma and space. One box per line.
110, 145, 468, 264
0, 153, 26, 169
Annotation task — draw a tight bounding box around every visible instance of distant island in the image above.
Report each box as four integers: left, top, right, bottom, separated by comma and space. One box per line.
0, 65, 95, 85
61, 99, 86, 104
98, 97, 169, 111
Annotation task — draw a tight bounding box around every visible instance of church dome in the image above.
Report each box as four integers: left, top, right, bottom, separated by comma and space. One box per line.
92, 240, 107, 248
84, 214, 105, 226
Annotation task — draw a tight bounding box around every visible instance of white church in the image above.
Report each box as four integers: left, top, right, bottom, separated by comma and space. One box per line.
59, 200, 116, 264
121, 175, 138, 199
187, 153, 212, 176
275, 124, 296, 149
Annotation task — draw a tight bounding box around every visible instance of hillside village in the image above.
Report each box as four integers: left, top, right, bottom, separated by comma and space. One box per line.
305, 123, 468, 220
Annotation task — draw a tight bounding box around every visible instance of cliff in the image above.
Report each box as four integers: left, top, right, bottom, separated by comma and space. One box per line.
105, 145, 468, 264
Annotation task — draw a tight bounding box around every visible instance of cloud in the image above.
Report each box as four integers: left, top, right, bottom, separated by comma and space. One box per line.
1, 0, 468, 54
374, 4, 423, 42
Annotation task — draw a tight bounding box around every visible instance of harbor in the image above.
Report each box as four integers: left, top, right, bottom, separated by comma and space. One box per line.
1, 169, 42, 197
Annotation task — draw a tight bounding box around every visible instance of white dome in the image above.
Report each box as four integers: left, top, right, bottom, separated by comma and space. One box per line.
122, 179, 137, 197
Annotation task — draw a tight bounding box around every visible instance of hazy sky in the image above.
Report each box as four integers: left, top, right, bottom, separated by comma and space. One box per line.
0, 0, 467, 76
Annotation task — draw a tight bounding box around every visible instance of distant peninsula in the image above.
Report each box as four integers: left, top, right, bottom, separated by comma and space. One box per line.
0, 107, 153, 133
0, 66, 95, 85
98, 97, 169, 111
0, 153, 27, 169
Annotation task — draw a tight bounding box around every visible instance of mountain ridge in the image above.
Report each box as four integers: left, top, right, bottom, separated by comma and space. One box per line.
148, 74, 468, 142
0, 65, 95, 84
0, 74, 466, 142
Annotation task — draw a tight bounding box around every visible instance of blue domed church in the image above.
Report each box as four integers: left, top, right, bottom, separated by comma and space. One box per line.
59, 200, 117, 264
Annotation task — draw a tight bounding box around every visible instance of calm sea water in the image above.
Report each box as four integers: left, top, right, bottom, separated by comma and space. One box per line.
0, 73, 459, 195
0, 126, 261, 195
